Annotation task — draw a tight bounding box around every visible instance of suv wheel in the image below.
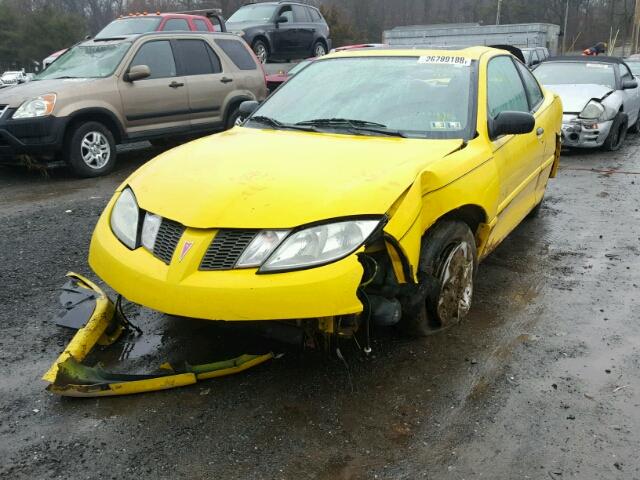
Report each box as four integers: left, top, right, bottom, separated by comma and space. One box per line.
313, 41, 327, 57
252, 40, 269, 64
65, 121, 116, 177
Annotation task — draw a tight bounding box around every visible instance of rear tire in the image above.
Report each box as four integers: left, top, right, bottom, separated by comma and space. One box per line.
225, 105, 242, 130
252, 40, 269, 64
312, 41, 327, 58
399, 220, 477, 337
65, 121, 116, 178
603, 113, 628, 151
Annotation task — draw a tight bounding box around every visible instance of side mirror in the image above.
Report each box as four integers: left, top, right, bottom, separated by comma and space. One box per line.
623, 79, 638, 90
489, 111, 535, 139
239, 100, 260, 118
124, 65, 151, 82
276, 15, 288, 24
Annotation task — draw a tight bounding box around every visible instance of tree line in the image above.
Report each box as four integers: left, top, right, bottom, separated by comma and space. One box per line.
0, 0, 636, 71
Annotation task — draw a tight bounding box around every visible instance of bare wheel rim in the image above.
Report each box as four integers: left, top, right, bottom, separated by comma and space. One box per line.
254, 44, 267, 63
80, 131, 110, 169
315, 43, 326, 57
234, 115, 244, 126
436, 241, 474, 326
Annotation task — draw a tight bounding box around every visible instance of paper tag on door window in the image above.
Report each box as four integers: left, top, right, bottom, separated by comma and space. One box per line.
418, 55, 472, 66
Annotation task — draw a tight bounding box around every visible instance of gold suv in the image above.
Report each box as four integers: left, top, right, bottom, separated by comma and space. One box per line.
0, 32, 268, 176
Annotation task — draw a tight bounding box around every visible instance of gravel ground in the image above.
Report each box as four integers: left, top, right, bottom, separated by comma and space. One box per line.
0, 135, 639, 479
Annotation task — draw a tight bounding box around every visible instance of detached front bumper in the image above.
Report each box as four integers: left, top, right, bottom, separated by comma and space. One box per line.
560, 115, 613, 148
88, 209, 365, 322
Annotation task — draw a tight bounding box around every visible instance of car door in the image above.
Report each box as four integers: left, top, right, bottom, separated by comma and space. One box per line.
293, 5, 314, 55
118, 39, 190, 137
485, 55, 546, 244
272, 6, 296, 55
620, 63, 640, 126
173, 38, 233, 129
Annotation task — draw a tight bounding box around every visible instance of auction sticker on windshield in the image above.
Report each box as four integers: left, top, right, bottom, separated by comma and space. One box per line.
418, 55, 471, 66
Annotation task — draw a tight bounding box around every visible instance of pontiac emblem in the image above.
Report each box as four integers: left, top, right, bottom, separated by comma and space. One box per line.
179, 241, 194, 262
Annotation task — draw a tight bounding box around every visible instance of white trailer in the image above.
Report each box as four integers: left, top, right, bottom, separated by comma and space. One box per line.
383, 23, 561, 55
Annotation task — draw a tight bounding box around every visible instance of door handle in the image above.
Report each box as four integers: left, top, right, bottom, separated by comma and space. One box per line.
220, 77, 233, 84
536, 127, 545, 136
169, 81, 184, 89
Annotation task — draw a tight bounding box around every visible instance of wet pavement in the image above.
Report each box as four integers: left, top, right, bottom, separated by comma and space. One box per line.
1, 136, 639, 479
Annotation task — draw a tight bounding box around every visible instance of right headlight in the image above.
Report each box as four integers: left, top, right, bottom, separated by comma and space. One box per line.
110, 187, 139, 249
259, 219, 381, 273
578, 100, 605, 120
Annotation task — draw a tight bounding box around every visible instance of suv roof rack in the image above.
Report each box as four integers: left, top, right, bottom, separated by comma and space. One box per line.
176, 8, 223, 17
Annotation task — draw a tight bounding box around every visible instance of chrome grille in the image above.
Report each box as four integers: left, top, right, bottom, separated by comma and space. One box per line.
200, 230, 258, 271
152, 218, 185, 264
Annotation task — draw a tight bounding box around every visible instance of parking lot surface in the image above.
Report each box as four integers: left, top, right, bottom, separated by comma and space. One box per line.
1, 137, 639, 479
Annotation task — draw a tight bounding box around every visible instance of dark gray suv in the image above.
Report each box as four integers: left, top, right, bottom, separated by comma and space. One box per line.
226, 2, 331, 64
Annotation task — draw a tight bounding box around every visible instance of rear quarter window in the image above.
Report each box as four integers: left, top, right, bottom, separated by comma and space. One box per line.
215, 38, 258, 70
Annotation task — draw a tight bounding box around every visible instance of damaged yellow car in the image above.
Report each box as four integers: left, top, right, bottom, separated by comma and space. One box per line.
46, 47, 562, 395
92, 46, 561, 337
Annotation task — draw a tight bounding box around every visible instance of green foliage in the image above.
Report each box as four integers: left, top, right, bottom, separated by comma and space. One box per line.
0, 2, 87, 70
319, 4, 364, 48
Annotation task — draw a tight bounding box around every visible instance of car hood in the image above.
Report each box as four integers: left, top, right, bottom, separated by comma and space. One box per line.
544, 84, 614, 113
0, 78, 100, 108
126, 128, 464, 229
226, 21, 269, 31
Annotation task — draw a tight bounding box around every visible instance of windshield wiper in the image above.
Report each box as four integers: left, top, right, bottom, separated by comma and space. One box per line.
248, 115, 318, 133
295, 118, 407, 137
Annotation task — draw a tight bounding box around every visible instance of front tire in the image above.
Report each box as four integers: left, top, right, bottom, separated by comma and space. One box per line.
400, 220, 477, 336
252, 40, 269, 64
65, 121, 116, 178
603, 113, 628, 151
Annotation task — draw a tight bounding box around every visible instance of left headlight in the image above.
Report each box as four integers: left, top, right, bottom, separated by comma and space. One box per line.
12, 93, 56, 119
110, 187, 139, 249
260, 219, 381, 273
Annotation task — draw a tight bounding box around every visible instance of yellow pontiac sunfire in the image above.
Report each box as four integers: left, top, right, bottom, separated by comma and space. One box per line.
90, 47, 562, 341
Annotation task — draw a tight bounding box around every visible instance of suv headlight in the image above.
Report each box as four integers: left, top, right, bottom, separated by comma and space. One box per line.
578, 100, 605, 120
259, 219, 381, 273
12, 93, 56, 119
110, 188, 139, 249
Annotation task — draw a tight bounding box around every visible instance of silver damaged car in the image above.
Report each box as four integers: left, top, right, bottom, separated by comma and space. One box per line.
534, 56, 640, 151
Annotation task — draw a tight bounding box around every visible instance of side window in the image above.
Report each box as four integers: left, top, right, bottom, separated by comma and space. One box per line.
292, 5, 309, 22
130, 40, 176, 79
516, 61, 544, 110
175, 40, 221, 75
278, 7, 293, 23
531, 50, 540, 64
194, 19, 209, 32
487, 56, 529, 117
215, 39, 258, 70
621, 64, 633, 81
163, 18, 190, 31
308, 8, 322, 22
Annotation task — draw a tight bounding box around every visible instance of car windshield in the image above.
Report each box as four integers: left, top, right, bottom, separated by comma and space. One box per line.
534, 61, 616, 89
37, 43, 131, 79
288, 59, 312, 76
96, 17, 162, 38
626, 60, 640, 76
249, 56, 474, 139
228, 4, 277, 22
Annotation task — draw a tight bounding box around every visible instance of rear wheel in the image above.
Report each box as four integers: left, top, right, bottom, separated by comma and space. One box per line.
603, 113, 628, 151
65, 121, 116, 177
252, 40, 269, 64
313, 41, 327, 58
400, 220, 477, 336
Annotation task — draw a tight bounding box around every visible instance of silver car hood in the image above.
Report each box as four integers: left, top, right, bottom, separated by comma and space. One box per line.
545, 84, 614, 114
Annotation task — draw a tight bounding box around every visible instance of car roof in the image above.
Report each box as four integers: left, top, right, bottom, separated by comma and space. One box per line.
322, 46, 507, 61
242, 1, 321, 9
81, 31, 239, 45
545, 55, 624, 65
